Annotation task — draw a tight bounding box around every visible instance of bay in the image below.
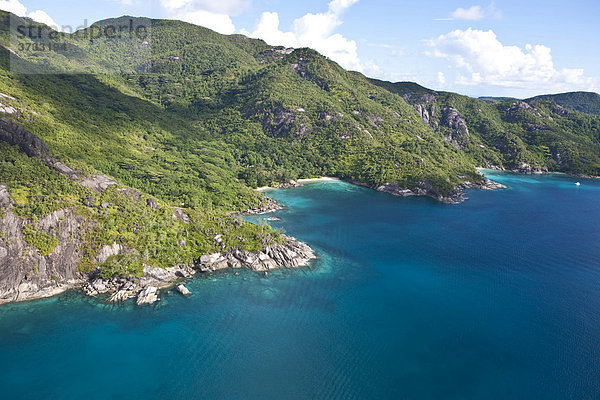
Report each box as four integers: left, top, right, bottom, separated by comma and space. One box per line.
1, 171, 599, 399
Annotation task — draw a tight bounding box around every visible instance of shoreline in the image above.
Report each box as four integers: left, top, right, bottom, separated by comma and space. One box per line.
255, 176, 340, 192
255, 175, 506, 205
477, 167, 599, 180
1, 235, 317, 306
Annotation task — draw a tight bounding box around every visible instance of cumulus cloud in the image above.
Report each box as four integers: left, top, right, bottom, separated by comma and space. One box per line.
0, 0, 26, 16
160, 0, 250, 15
158, 0, 248, 34
241, 0, 365, 72
451, 6, 485, 20
437, 3, 501, 21
177, 10, 235, 34
426, 28, 597, 92
0, 0, 59, 28
26, 10, 58, 28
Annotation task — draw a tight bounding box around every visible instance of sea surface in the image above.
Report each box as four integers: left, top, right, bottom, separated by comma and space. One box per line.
1, 171, 599, 399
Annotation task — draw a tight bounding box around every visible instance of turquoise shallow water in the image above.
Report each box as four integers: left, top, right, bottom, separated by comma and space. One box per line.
1, 171, 600, 399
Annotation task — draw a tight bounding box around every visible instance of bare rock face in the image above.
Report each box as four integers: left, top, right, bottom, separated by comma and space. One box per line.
95, 242, 129, 264
441, 107, 471, 150
0, 117, 50, 161
251, 102, 314, 139
508, 101, 541, 117
108, 287, 136, 303
415, 103, 438, 128
197, 235, 315, 273
136, 286, 158, 306
140, 265, 193, 286
0, 183, 9, 207
176, 284, 191, 296
79, 174, 118, 193
512, 162, 548, 174
0, 205, 89, 304
146, 198, 159, 210
245, 196, 282, 215
52, 161, 79, 179
172, 207, 190, 224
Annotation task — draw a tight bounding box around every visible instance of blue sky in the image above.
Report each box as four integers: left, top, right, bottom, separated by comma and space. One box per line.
3, 0, 599, 98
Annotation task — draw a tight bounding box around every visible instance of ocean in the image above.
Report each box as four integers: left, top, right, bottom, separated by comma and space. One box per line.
1, 171, 599, 399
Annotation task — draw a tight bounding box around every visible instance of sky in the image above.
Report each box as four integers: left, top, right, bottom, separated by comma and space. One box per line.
2, 0, 599, 98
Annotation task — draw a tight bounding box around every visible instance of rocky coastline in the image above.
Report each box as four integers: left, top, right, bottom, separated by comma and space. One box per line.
80, 235, 315, 305
0, 229, 316, 306
259, 174, 507, 204
371, 178, 505, 204
0, 119, 316, 306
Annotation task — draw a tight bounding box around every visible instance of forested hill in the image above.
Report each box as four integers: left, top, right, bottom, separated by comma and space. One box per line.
0, 12, 486, 200
373, 80, 600, 176
525, 92, 600, 116
0, 11, 599, 290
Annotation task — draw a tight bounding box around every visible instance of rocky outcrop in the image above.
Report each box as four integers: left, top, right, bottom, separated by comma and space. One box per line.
244, 196, 282, 215
82, 264, 194, 302
250, 102, 313, 139
507, 101, 541, 117
376, 180, 465, 204
416, 103, 438, 128
146, 198, 159, 210
0, 183, 9, 207
176, 284, 191, 296
374, 176, 506, 204
511, 162, 548, 174
441, 107, 471, 150
474, 178, 508, 190
79, 174, 118, 193
258, 47, 294, 63
136, 286, 158, 306
197, 235, 315, 273
79, 236, 315, 304
0, 205, 90, 304
0, 117, 50, 161
95, 242, 129, 264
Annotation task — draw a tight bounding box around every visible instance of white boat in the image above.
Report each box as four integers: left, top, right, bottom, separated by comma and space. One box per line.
575, 182, 581, 186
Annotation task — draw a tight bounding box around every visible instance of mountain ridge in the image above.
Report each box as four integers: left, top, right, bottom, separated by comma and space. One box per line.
0, 11, 599, 303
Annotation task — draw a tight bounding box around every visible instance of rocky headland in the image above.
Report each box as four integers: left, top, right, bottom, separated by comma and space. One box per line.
79, 235, 315, 306
0, 119, 316, 306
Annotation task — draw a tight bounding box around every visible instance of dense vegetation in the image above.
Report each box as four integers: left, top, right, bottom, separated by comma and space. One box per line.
375, 81, 600, 176
0, 11, 598, 276
525, 92, 600, 116
0, 141, 277, 276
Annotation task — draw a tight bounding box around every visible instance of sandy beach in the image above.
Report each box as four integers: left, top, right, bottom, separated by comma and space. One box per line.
255, 176, 340, 191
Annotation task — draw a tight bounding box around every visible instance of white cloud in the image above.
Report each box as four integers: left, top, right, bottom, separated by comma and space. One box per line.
437, 71, 446, 86
178, 10, 235, 34
426, 28, 597, 92
437, 3, 502, 21
0, 0, 26, 16
451, 5, 484, 20
105, 0, 135, 5
158, 0, 247, 34
241, 0, 364, 72
27, 10, 58, 28
160, 0, 250, 16
0, 0, 60, 29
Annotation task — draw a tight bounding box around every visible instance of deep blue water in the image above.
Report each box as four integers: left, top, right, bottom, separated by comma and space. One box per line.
1, 171, 600, 399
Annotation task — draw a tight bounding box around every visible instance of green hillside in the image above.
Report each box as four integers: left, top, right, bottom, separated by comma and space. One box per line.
1, 11, 599, 280
526, 92, 600, 116
378, 81, 600, 175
